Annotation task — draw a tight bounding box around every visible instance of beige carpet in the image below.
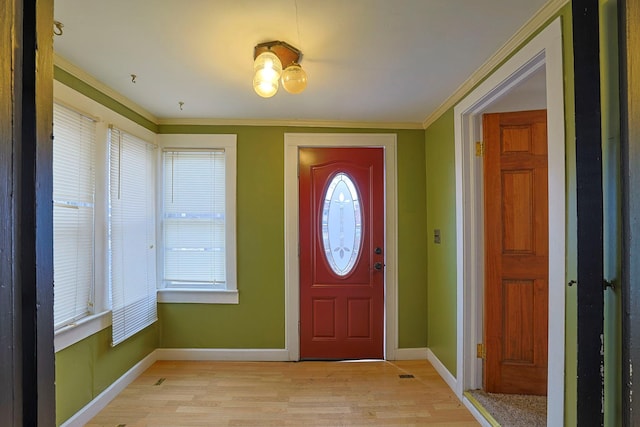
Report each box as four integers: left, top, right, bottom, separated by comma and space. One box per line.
467, 390, 546, 426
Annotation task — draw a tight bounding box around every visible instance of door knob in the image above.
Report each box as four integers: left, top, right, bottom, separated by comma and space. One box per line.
374, 262, 383, 270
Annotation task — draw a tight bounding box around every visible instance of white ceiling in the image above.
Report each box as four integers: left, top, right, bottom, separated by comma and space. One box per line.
53, 0, 550, 125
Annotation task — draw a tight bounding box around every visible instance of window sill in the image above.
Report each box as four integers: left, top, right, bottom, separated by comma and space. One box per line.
54, 310, 112, 352
157, 289, 239, 304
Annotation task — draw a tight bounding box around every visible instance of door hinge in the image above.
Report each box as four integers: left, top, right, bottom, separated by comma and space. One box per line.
477, 343, 486, 359
603, 278, 615, 291
475, 141, 485, 157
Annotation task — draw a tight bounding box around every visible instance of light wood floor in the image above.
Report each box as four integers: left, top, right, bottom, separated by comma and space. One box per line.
87, 359, 479, 426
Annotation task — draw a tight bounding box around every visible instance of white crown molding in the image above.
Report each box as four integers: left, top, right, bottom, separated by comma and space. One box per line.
56, 0, 569, 133
156, 117, 424, 130
54, 53, 159, 124
422, 0, 569, 129
55, 55, 420, 130
53, 55, 423, 130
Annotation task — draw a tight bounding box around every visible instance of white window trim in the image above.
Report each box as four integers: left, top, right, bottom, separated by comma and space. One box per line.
54, 311, 111, 352
157, 289, 238, 304
156, 134, 238, 304
53, 80, 157, 351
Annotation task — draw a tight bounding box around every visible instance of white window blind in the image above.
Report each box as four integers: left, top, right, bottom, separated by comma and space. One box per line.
109, 127, 157, 346
163, 150, 226, 289
52, 103, 96, 329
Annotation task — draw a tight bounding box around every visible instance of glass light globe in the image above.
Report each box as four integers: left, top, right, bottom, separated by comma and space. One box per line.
253, 51, 282, 83
253, 74, 279, 98
281, 64, 308, 94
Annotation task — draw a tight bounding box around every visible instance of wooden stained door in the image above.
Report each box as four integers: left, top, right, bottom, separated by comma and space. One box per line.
483, 110, 549, 395
299, 147, 385, 360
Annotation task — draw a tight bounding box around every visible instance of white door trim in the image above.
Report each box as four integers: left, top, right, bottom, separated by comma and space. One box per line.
453, 18, 565, 425
284, 133, 398, 361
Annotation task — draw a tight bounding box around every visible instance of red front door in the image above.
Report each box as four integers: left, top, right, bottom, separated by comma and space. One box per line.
299, 147, 385, 360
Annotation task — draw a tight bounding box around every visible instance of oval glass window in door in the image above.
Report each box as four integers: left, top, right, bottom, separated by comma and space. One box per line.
321, 172, 362, 276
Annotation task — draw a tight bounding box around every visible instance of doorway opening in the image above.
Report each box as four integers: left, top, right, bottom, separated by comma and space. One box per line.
453, 18, 565, 426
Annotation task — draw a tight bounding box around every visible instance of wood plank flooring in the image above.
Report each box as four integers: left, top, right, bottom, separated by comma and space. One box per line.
87, 360, 479, 426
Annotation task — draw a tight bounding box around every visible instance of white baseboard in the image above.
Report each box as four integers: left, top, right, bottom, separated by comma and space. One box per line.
425, 349, 492, 426
393, 347, 428, 360
60, 350, 158, 427
154, 348, 290, 361
426, 348, 458, 393
462, 395, 495, 427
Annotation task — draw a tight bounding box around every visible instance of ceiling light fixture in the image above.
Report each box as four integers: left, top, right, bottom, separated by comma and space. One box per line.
253, 41, 307, 98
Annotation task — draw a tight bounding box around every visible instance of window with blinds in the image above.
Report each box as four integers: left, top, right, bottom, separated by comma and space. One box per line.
109, 127, 157, 346
52, 103, 96, 329
162, 150, 227, 289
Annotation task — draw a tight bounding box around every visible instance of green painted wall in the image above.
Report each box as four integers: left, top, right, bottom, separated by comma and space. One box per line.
157, 125, 428, 349
54, 69, 428, 422
55, 3, 631, 424
53, 67, 163, 426
395, 131, 430, 348
158, 125, 287, 348
423, 4, 580, 424
55, 324, 158, 426
53, 67, 158, 133
424, 109, 457, 374
600, 0, 622, 425
561, 6, 578, 425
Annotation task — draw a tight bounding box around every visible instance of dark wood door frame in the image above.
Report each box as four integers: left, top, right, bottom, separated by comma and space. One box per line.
619, 0, 640, 424
0, 1, 21, 421
572, 1, 605, 425
0, 0, 55, 424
